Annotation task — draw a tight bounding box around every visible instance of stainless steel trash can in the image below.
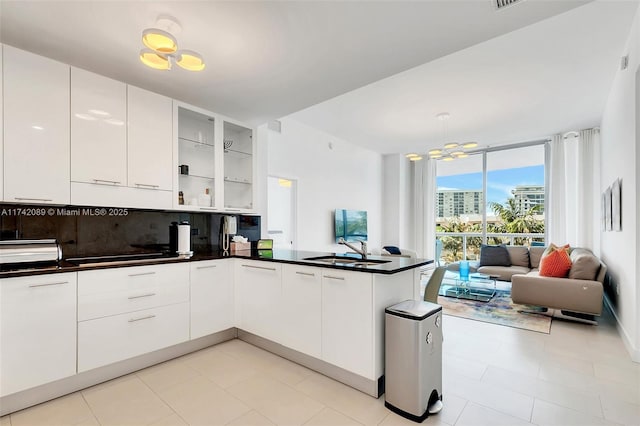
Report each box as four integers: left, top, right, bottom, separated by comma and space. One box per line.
384, 300, 443, 423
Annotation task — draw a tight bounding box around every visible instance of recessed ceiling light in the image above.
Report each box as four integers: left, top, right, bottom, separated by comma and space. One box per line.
405, 153, 419, 158
409, 156, 423, 161
462, 142, 478, 149
444, 143, 459, 149
428, 149, 442, 155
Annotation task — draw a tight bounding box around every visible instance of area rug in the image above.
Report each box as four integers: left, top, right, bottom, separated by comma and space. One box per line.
437, 290, 552, 334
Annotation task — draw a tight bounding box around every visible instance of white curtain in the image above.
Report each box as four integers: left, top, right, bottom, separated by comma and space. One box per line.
547, 134, 566, 244
547, 129, 600, 249
412, 158, 437, 259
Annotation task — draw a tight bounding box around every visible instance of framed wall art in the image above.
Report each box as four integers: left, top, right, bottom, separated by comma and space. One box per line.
605, 186, 612, 232
612, 178, 621, 231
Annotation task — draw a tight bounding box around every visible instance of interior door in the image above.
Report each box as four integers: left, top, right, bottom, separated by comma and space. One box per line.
267, 176, 297, 250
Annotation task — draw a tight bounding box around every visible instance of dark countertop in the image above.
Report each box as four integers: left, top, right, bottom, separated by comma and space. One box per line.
0, 249, 433, 279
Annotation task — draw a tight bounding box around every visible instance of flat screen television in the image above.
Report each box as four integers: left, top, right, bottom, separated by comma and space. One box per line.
334, 209, 367, 243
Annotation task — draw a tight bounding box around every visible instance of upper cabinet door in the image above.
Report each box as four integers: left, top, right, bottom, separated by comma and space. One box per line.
0, 44, 4, 202
71, 67, 127, 186
128, 86, 173, 191
3, 46, 70, 204
223, 120, 254, 212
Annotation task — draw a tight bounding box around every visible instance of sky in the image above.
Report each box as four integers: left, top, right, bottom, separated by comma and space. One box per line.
437, 165, 545, 205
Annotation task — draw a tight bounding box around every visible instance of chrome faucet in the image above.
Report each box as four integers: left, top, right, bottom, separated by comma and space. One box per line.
338, 238, 368, 259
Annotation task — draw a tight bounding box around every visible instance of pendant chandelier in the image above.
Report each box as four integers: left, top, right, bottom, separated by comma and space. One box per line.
139, 16, 205, 72
406, 112, 478, 162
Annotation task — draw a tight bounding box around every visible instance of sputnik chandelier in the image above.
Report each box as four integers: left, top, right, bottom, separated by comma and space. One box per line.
406, 112, 478, 162
139, 16, 205, 71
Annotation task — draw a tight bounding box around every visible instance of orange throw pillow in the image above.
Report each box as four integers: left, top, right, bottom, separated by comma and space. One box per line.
539, 247, 572, 278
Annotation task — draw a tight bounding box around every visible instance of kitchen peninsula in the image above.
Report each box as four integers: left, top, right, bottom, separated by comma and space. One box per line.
0, 248, 431, 416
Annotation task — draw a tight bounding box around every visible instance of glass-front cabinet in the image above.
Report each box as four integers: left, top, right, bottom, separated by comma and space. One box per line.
174, 102, 255, 212
176, 106, 216, 210
223, 121, 253, 211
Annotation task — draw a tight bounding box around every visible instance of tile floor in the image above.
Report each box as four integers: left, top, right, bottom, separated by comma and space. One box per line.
1, 306, 638, 425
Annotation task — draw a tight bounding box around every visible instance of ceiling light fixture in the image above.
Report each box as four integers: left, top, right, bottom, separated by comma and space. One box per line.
405, 112, 479, 162
139, 16, 205, 72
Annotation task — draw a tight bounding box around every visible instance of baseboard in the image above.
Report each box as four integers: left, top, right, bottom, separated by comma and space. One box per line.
0, 328, 237, 416
237, 329, 382, 397
603, 295, 640, 363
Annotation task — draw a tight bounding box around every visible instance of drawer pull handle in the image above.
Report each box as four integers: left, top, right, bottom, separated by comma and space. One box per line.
128, 293, 156, 300
128, 314, 156, 323
199, 207, 218, 211
93, 179, 121, 185
241, 264, 276, 271
196, 265, 218, 270
225, 208, 241, 212
15, 197, 53, 202
29, 281, 68, 288
128, 271, 156, 277
295, 271, 315, 277
135, 183, 160, 188
324, 275, 345, 281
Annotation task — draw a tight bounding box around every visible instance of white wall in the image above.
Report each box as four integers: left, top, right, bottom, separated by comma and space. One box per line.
265, 118, 382, 253
600, 7, 639, 361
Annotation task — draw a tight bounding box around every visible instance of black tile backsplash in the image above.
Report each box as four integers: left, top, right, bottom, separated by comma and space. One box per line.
0, 204, 260, 258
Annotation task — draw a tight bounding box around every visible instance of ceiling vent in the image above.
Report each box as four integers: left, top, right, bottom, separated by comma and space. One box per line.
494, 0, 526, 10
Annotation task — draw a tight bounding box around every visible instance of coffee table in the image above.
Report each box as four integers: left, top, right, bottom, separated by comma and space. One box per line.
439, 272, 497, 302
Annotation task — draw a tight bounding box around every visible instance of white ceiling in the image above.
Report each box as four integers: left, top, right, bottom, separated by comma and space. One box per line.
1, 1, 636, 155
289, 0, 639, 154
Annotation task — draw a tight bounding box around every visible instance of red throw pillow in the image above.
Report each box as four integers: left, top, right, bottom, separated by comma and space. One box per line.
539, 247, 572, 278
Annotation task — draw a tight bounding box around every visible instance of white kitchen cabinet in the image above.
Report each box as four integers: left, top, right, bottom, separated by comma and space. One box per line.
0, 44, 4, 201
223, 120, 254, 212
175, 104, 218, 210
0, 273, 77, 396
71, 67, 127, 186
235, 260, 282, 342
78, 302, 189, 372
321, 268, 374, 379
3, 46, 70, 204
77, 263, 190, 372
128, 85, 173, 192
190, 259, 234, 339
281, 264, 321, 358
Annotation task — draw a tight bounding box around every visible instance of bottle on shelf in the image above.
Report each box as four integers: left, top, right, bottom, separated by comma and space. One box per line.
198, 188, 212, 207
178, 191, 184, 205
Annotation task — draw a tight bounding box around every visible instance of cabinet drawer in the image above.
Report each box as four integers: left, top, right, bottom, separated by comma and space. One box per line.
78, 302, 189, 372
78, 263, 189, 321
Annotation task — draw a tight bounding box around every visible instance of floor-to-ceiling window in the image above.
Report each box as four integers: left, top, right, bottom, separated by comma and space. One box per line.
436, 143, 546, 264
435, 154, 483, 264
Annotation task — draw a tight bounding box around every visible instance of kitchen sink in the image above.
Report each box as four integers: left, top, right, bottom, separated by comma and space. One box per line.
303, 256, 391, 266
